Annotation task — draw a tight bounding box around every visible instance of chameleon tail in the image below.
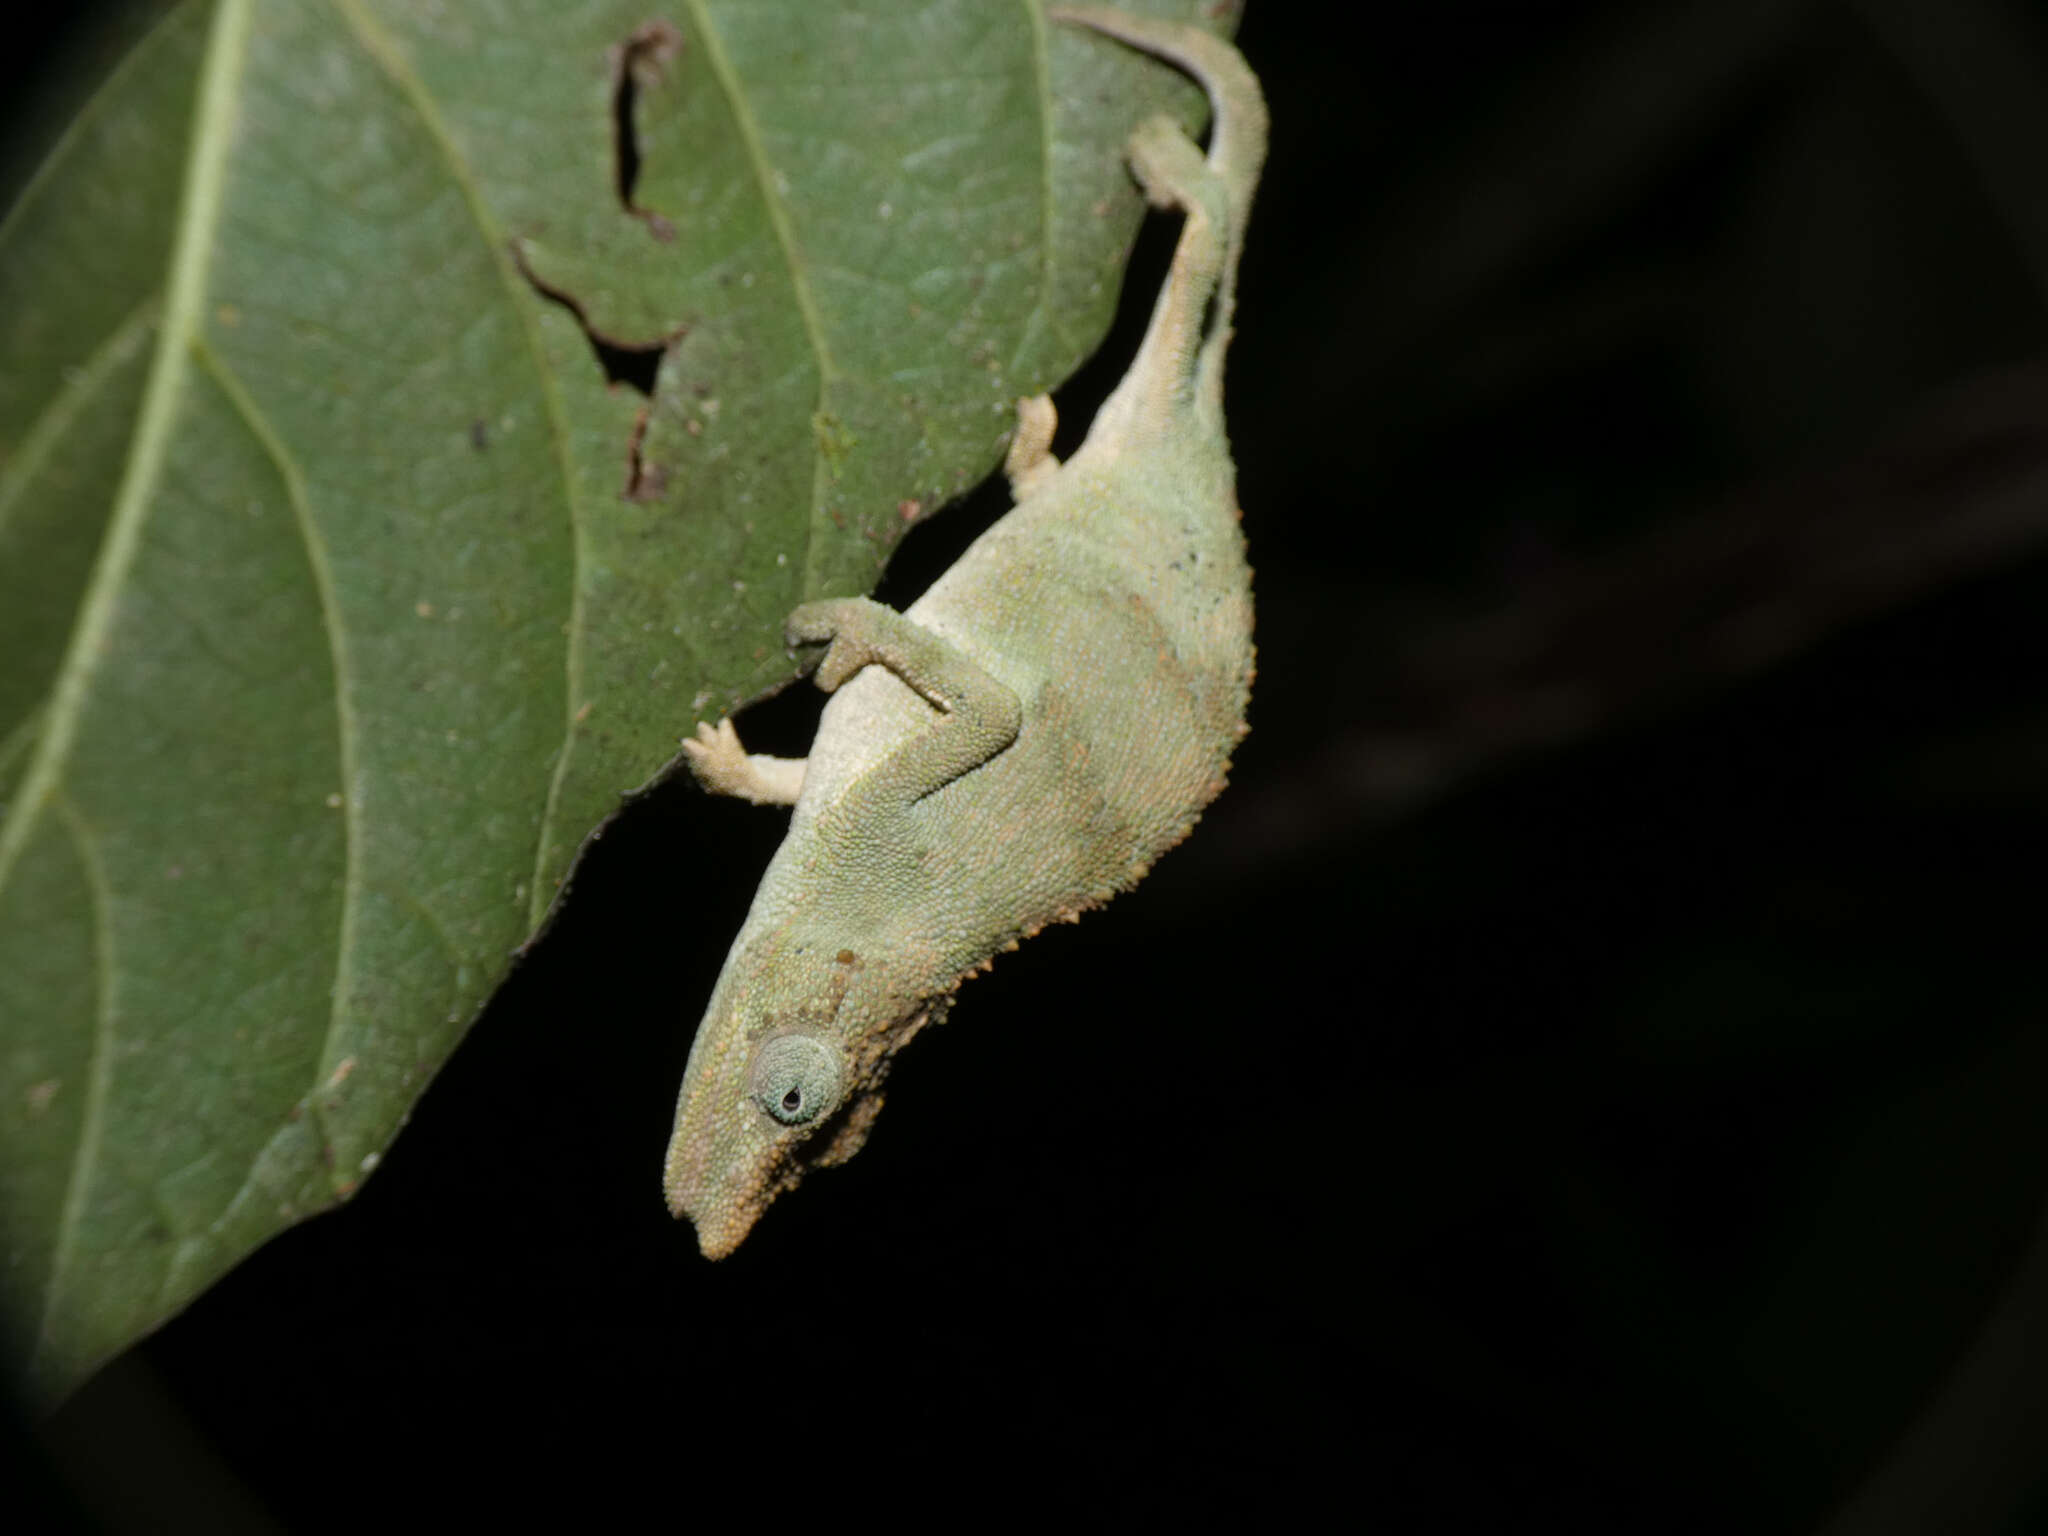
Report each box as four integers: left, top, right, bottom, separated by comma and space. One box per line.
1050, 8, 1268, 423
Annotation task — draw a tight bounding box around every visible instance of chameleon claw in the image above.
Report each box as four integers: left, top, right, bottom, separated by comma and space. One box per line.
787, 599, 879, 692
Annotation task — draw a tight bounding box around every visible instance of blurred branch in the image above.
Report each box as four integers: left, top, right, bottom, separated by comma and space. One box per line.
1338, 0, 1813, 387
1219, 359, 2048, 861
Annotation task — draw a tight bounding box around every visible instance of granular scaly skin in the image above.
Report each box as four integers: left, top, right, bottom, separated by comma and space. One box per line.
665, 9, 1267, 1257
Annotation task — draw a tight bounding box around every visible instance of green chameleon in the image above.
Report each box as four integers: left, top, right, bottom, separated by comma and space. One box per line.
665, 7, 1266, 1257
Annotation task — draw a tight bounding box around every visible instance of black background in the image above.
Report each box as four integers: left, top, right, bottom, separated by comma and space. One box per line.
11, 1, 2048, 1529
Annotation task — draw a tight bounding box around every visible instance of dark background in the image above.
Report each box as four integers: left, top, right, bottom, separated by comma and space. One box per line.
11, 0, 2048, 1529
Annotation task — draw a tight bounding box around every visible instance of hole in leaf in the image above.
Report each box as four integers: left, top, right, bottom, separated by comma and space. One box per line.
613, 54, 641, 208
873, 198, 1184, 608
510, 246, 666, 397
623, 405, 666, 503
595, 336, 665, 397
612, 20, 684, 241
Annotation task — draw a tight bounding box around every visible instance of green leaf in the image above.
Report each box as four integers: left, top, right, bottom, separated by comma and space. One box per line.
0, 0, 1219, 1401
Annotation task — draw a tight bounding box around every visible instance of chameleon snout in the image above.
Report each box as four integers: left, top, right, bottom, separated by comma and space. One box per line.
662, 1112, 777, 1259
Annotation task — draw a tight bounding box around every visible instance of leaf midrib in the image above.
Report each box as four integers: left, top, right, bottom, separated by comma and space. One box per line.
8, 0, 254, 1385
0, 0, 250, 911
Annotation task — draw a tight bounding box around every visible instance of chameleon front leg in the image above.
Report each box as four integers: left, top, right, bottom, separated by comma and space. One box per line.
787, 596, 1022, 808
681, 718, 805, 806
683, 598, 1022, 810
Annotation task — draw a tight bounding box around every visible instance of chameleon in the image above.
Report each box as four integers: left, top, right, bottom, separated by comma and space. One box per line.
663, 6, 1266, 1258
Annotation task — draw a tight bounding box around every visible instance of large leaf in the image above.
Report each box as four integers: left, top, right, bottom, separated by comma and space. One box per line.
0, 0, 1218, 1401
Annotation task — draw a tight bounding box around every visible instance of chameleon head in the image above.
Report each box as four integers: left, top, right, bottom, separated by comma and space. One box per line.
662, 936, 934, 1257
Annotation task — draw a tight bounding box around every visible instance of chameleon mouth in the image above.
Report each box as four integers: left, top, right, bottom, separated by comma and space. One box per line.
665, 1090, 883, 1258
682, 1195, 763, 1261
664, 1146, 783, 1259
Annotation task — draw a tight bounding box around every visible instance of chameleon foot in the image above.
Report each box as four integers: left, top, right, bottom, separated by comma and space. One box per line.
681, 718, 805, 806
787, 598, 890, 693
1005, 394, 1061, 499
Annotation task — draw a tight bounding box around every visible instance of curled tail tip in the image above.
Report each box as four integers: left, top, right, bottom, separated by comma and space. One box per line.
1049, 6, 1267, 180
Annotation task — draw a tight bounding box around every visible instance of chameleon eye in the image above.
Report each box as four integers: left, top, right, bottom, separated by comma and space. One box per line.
750, 1035, 842, 1127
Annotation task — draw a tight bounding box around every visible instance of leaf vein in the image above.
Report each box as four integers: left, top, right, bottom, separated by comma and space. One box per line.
190, 340, 356, 1170
1009, 0, 1057, 381
327, 0, 589, 937
33, 793, 116, 1378
0, 705, 44, 794
0, 297, 160, 550
682, 0, 840, 599
0, 4, 198, 254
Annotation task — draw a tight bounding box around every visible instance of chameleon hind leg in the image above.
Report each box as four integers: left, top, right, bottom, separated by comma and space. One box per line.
1005, 394, 1061, 499
1053, 9, 1267, 428
1083, 112, 1231, 445
1056, 12, 1261, 434
1130, 115, 1231, 414
787, 597, 1022, 808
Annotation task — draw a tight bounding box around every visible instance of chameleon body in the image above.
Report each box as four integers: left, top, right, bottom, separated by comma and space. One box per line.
664, 8, 1266, 1257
